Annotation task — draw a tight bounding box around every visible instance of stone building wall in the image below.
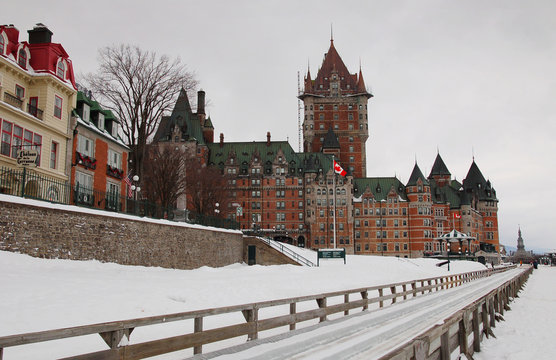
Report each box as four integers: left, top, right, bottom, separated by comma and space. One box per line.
0, 197, 244, 269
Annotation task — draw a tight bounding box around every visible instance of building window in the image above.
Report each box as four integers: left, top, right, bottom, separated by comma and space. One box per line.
319, 105, 324, 110
50, 141, 58, 169
334, 114, 338, 120
11, 125, 23, 159
348, 113, 353, 120
54, 95, 63, 119
33, 134, 42, 166
18, 48, 27, 68
77, 134, 94, 157
319, 123, 324, 129
0, 34, 4, 55
108, 149, 122, 169
98, 113, 105, 130
82, 104, 90, 122
15, 85, 25, 99
56, 59, 66, 79
1, 120, 12, 156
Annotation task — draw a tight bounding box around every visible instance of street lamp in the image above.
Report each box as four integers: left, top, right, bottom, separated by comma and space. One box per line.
131, 175, 140, 201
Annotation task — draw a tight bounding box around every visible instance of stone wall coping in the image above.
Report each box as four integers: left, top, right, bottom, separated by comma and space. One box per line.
0, 194, 242, 235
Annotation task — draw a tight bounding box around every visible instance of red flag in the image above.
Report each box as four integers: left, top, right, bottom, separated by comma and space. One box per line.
333, 160, 347, 177
453, 213, 461, 219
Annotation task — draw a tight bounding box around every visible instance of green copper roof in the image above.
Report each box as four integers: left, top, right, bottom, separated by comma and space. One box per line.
153, 89, 205, 145
353, 177, 407, 201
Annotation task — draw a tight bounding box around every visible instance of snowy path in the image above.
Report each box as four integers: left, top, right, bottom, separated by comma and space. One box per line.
475, 266, 556, 360
196, 268, 524, 360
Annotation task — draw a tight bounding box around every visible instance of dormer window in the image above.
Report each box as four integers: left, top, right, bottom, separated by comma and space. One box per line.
111, 122, 118, 138
98, 113, 105, 130
56, 59, 66, 79
82, 103, 90, 122
18, 48, 28, 69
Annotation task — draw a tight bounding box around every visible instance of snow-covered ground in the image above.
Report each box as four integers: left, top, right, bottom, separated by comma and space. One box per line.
0, 250, 551, 359
475, 266, 556, 360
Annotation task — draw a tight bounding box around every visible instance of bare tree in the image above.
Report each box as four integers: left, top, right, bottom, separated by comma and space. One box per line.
185, 158, 230, 217
85, 45, 198, 179
142, 145, 187, 210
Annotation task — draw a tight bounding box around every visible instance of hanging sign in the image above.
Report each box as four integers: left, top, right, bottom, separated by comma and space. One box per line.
16, 149, 38, 167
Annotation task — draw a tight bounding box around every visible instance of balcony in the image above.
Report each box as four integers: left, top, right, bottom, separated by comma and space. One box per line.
3, 92, 23, 109
106, 164, 124, 179
27, 103, 44, 120
75, 151, 97, 170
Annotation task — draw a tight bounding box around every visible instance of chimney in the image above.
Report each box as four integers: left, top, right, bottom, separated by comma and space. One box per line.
2, 24, 20, 44
28, 23, 53, 44
267, 132, 271, 146
197, 90, 205, 115
219, 133, 224, 148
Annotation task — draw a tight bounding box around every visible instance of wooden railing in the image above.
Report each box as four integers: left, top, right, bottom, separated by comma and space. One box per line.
0, 265, 518, 360
379, 265, 533, 359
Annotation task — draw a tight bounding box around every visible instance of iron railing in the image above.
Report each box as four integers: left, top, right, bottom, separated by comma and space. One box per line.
0, 166, 239, 229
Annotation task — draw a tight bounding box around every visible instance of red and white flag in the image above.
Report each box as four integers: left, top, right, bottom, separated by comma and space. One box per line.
453, 213, 461, 219
333, 160, 347, 177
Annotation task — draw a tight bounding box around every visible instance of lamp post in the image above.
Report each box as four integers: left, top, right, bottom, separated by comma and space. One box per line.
130, 175, 140, 201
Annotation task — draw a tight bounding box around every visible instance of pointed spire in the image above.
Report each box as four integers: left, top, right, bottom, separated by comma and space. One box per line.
357, 67, 367, 93
407, 163, 429, 186
330, 23, 334, 43
429, 153, 451, 178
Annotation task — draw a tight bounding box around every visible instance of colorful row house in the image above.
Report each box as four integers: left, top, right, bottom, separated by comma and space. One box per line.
71, 90, 129, 211
0, 23, 77, 200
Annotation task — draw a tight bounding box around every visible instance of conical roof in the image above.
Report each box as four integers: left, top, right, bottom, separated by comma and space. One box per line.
463, 160, 487, 189
322, 128, 341, 149
429, 153, 451, 177
407, 163, 429, 186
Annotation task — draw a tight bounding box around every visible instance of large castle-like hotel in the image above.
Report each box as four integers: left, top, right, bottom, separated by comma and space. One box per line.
154, 38, 499, 258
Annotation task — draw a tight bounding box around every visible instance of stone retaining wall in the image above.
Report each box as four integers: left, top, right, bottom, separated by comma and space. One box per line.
0, 197, 244, 269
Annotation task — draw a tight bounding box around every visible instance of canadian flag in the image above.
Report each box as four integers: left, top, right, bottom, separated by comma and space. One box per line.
453, 213, 461, 219
333, 160, 347, 177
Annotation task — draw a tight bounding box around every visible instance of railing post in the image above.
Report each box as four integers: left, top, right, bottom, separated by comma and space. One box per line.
440, 330, 450, 360
360, 291, 368, 311
316, 297, 327, 322
482, 302, 490, 338
402, 284, 407, 300
427, 280, 432, 293
194, 317, 203, 354
412, 281, 417, 297
472, 308, 480, 353
489, 298, 496, 328
99, 328, 133, 349
290, 303, 296, 330
390, 286, 397, 304
242, 308, 259, 340
378, 288, 384, 308
458, 315, 469, 357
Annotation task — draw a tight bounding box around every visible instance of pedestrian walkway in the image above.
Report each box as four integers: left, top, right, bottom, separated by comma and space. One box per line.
475, 266, 556, 360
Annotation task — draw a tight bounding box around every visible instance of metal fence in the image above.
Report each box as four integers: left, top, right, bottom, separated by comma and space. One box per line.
0, 166, 239, 230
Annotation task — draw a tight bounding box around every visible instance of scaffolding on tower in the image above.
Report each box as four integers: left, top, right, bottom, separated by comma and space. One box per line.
297, 71, 302, 152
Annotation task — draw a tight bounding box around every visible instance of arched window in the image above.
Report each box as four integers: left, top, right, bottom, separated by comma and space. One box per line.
18, 48, 28, 68
56, 59, 66, 79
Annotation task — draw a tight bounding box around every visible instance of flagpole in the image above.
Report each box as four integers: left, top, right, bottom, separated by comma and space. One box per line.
333, 155, 337, 249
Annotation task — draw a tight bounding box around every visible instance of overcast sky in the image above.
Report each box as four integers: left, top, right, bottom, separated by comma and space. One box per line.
5, 0, 555, 250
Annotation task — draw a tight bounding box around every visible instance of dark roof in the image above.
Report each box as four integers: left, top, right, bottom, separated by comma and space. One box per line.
322, 128, 340, 149
429, 153, 451, 177
353, 177, 407, 201
407, 163, 429, 186
462, 160, 497, 201
429, 178, 462, 208
153, 89, 205, 145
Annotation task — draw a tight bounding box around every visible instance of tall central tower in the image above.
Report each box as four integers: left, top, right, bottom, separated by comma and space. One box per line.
299, 38, 372, 178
